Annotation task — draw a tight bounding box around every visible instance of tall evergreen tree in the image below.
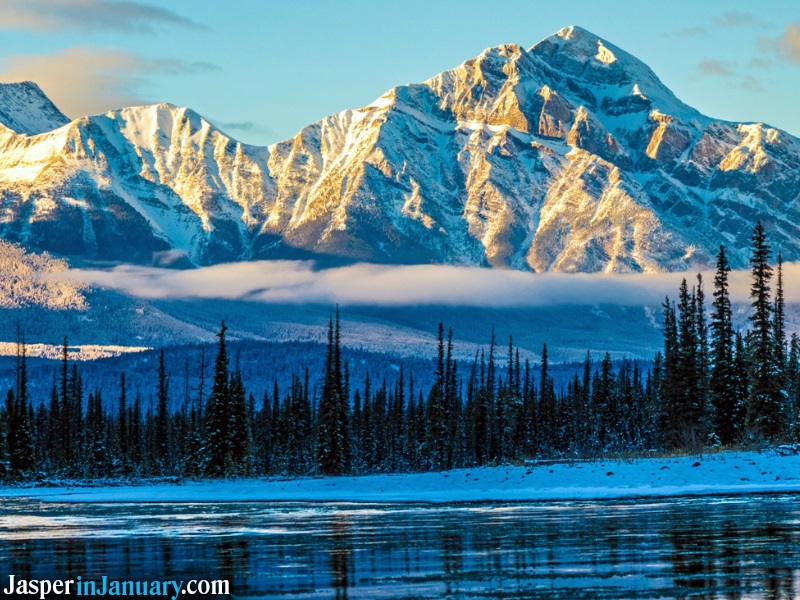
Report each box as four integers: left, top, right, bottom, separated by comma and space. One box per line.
316, 310, 350, 475
660, 297, 681, 446
747, 221, 784, 440
6, 338, 35, 478
117, 372, 128, 472
58, 338, 71, 470
731, 332, 749, 441
130, 390, 143, 472
155, 350, 170, 472
788, 334, 800, 440
205, 322, 231, 476
709, 246, 737, 444
773, 251, 787, 381
424, 323, 448, 470
674, 278, 704, 447
486, 332, 497, 460
539, 344, 556, 452
695, 273, 710, 427
444, 331, 459, 469
228, 368, 251, 474
592, 352, 614, 451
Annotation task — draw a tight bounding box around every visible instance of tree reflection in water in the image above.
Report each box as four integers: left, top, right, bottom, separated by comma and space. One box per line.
0, 496, 799, 599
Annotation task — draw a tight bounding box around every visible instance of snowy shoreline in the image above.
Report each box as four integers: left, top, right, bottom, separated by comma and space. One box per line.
2, 450, 800, 504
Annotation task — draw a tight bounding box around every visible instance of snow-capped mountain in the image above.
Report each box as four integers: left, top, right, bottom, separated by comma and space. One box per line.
1, 26, 799, 272
0, 81, 70, 135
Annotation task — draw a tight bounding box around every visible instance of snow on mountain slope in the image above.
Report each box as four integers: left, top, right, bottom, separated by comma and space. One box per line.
0, 82, 70, 135
1, 27, 799, 271
0, 102, 273, 264
0, 239, 87, 310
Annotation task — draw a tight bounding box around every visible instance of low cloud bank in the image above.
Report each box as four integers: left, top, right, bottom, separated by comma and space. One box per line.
61, 260, 800, 308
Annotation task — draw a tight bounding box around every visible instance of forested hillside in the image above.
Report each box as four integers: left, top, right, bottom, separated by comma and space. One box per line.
1, 223, 798, 481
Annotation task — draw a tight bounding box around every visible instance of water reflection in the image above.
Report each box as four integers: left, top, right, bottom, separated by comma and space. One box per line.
0, 496, 798, 598
330, 518, 352, 599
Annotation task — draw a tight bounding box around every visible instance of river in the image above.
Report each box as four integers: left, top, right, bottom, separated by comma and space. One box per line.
1, 494, 799, 598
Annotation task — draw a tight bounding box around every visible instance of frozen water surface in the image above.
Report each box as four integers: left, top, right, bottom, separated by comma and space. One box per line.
1, 495, 799, 598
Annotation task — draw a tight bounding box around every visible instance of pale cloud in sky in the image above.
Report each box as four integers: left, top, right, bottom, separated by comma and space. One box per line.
696, 59, 767, 95
56, 260, 800, 308
698, 59, 734, 77
776, 23, 800, 64
0, 47, 216, 118
760, 23, 800, 66
712, 11, 771, 30
0, 0, 201, 33
738, 75, 766, 93
671, 27, 707, 38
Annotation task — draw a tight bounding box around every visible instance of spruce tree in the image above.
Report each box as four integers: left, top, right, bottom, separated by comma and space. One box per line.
495, 336, 514, 462
46, 377, 60, 472
205, 322, 231, 476
228, 368, 251, 474
474, 350, 488, 464
747, 221, 784, 440
85, 390, 107, 477
579, 352, 592, 451
709, 246, 736, 444
424, 323, 448, 470
660, 297, 681, 447
64, 363, 83, 475
13, 338, 35, 476
677, 279, 699, 430
4, 338, 35, 479
731, 332, 749, 441
58, 338, 71, 470
316, 311, 350, 475
352, 388, 363, 472
388, 364, 405, 471
592, 352, 614, 451
773, 251, 787, 383
444, 332, 459, 469
0, 393, 6, 478
486, 332, 497, 460
155, 350, 170, 472
254, 390, 273, 474
117, 373, 129, 473
334, 309, 350, 471
788, 334, 800, 440
695, 274, 709, 426
539, 344, 556, 453
130, 391, 143, 473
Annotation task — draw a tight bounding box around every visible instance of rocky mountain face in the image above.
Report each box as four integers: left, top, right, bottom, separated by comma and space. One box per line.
0, 81, 70, 135
1, 26, 799, 272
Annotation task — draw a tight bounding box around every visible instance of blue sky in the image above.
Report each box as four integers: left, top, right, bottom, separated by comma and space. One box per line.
0, 0, 798, 146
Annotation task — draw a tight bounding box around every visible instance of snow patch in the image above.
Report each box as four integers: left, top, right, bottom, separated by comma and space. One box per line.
5, 451, 800, 504
595, 41, 617, 65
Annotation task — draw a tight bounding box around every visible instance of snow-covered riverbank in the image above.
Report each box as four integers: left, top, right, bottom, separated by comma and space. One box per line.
2, 450, 800, 503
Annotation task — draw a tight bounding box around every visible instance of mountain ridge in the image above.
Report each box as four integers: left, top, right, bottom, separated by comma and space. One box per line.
0, 81, 70, 136
1, 26, 799, 272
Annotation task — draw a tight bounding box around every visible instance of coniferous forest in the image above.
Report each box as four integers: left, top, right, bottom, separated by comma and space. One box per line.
1, 222, 799, 482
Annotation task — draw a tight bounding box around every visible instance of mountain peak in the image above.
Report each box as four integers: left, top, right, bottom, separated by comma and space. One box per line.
527, 26, 701, 123
548, 25, 618, 59
0, 32, 798, 274
554, 25, 603, 42
0, 81, 70, 135
533, 25, 649, 75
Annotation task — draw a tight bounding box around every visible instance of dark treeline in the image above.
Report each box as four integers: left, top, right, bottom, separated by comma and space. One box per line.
658, 221, 800, 449
0, 222, 798, 481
